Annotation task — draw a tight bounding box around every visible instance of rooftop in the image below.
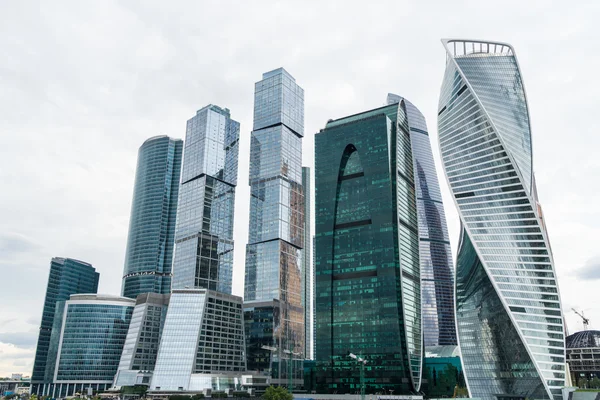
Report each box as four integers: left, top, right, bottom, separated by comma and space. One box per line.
196, 104, 230, 116
324, 103, 397, 129
567, 330, 600, 349
262, 67, 294, 80
52, 257, 93, 267
442, 38, 514, 58
69, 293, 136, 304
142, 135, 182, 145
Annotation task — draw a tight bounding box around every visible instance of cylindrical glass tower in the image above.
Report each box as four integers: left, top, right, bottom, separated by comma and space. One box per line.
121, 135, 183, 299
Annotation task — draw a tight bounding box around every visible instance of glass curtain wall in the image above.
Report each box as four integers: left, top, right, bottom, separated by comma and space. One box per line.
438, 39, 566, 400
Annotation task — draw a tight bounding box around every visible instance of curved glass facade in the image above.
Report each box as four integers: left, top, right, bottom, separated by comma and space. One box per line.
438, 39, 566, 399
566, 330, 600, 384
389, 94, 457, 349
315, 99, 427, 393
567, 331, 600, 349
53, 295, 134, 398
122, 136, 183, 299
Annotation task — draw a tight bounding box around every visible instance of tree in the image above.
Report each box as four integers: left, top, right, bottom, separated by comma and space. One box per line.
578, 377, 588, 389
453, 385, 469, 398
168, 396, 192, 400
262, 386, 293, 400
121, 385, 148, 396
590, 376, 600, 389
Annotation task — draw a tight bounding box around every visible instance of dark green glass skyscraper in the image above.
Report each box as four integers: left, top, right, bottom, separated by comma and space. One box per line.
31, 257, 99, 395
315, 99, 424, 394
121, 135, 183, 298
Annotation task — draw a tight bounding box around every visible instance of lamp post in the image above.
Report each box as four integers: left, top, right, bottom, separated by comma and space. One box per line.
348, 353, 367, 400
261, 345, 278, 385
283, 348, 302, 392
262, 345, 302, 392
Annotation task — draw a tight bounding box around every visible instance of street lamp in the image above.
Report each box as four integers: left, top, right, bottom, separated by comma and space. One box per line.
262, 345, 302, 392
283, 349, 302, 392
261, 345, 278, 385
348, 353, 367, 400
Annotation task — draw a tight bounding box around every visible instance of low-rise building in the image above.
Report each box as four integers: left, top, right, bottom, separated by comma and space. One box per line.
149, 289, 246, 393
50, 294, 135, 398
567, 330, 600, 385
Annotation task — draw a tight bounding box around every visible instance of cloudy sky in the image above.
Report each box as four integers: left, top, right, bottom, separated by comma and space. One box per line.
1, 0, 599, 377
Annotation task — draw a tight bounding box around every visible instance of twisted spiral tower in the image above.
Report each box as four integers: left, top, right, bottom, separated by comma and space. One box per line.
437, 39, 566, 399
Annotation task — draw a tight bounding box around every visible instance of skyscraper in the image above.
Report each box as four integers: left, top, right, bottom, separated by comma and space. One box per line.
301, 167, 312, 359
438, 39, 566, 399
31, 258, 99, 395
51, 294, 134, 398
122, 136, 183, 299
244, 68, 305, 386
387, 93, 457, 350
149, 105, 245, 393
312, 235, 316, 361
172, 105, 240, 293
314, 97, 426, 393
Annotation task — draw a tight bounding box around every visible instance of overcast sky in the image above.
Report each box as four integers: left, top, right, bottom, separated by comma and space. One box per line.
1, 0, 599, 377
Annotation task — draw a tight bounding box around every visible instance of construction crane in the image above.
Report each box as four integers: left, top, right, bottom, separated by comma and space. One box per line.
572, 308, 590, 331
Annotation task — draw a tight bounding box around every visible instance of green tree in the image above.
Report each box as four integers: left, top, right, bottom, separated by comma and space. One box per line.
590, 376, 600, 389
168, 396, 192, 400
262, 386, 292, 400
121, 385, 148, 396
190, 394, 205, 400
453, 386, 469, 398
578, 377, 588, 389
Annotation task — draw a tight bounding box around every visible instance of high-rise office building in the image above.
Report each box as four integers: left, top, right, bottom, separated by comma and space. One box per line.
172, 105, 240, 293
244, 68, 305, 386
149, 289, 246, 392
438, 39, 566, 399
121, 136, 183, 299
387, 93, 457, 350
31, 258, 99, 395
315, 97, 429, 393
301, 167, 312, 359
312, 235, 316, 361
51, 294, 135, 398
149, 105, 245, 393
113, 293, 170, 389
